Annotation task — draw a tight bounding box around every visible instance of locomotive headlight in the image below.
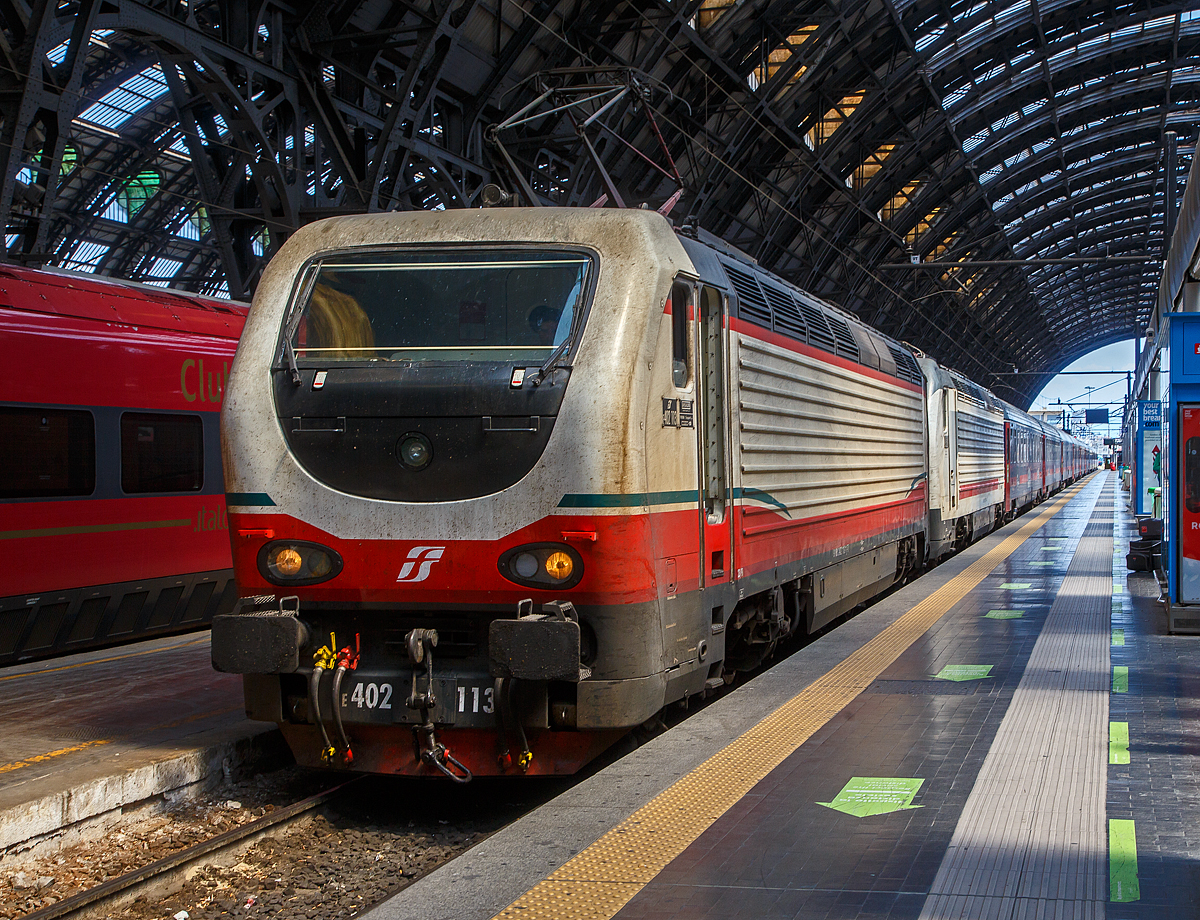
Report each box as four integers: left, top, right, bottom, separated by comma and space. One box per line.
545, 552, 573, 580
513, 553, 540, 578
498, 544, 583, 589
259, 541, 343, 585
398, 433, 433, 471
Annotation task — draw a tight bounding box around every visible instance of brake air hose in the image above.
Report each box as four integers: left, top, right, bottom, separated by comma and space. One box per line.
331, 633, 361, 765
503, 677, 533, 772
495, 678, 512, 771
310, 632, 338, 764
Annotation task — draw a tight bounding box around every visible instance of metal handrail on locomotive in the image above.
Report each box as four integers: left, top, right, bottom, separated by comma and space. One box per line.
213, 208, 1096, 779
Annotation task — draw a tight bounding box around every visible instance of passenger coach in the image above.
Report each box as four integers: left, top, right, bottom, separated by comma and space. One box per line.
0, 266, 245, 664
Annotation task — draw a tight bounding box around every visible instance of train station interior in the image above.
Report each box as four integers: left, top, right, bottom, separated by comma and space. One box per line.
4, 1, 1200, 918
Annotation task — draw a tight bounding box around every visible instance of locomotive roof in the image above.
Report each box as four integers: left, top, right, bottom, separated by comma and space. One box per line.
0, 264, 247, 339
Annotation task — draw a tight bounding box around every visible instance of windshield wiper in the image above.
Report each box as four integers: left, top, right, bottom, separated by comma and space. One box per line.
531, 340, 570, 386
283, 336, 301, 386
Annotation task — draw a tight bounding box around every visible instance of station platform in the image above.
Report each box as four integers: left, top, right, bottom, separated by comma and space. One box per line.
0, 631, 278, 858
374, 471, 1200, 920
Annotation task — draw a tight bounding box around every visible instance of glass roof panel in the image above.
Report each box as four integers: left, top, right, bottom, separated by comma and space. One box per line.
77, 65, 170, 131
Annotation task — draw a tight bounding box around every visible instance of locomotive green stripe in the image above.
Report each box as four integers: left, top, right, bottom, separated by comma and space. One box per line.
558, 487, 788, 511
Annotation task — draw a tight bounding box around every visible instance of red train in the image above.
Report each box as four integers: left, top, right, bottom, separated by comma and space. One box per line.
0, 265, 246, 664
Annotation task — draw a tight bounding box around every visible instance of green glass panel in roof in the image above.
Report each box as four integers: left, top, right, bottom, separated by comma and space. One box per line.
118, 169, 160, 216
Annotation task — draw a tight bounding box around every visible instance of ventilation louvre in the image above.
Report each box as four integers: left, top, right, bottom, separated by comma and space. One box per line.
723, 263, 773, 328
798, 300, 837, 353
761, 283, 806, 340
825, 313, 860, 362
888, 345, 923, 386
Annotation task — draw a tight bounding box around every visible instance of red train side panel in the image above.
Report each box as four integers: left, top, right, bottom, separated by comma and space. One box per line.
0, 266, 246, 664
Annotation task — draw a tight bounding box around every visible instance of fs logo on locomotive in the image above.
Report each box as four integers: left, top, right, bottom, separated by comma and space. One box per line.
396, 546, 446, 583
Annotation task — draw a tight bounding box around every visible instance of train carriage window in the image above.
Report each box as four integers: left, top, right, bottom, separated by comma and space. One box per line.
120, 413, 203, 493
0, 407, 95, 498
287, 248, 593, 363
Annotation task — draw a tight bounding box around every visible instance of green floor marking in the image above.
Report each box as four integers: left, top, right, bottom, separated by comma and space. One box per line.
1112, 628, 1125, 646
935, 664, 994, 681
1110, 819, 1140, 902
1001, 582, 1032, 589
1113, 666, 1129, 693
986, 609, 1024, 619
817, 777, 924, 817
1109, 722, 1130, 764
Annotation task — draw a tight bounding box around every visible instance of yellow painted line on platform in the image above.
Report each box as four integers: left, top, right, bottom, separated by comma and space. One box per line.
0, 635, 209, 683
0, 705, 244, 777
493, 476, 1096, 920
0, 739, 112, 774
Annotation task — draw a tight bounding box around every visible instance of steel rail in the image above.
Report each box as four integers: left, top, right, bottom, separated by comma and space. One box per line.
21, 779, 360, 920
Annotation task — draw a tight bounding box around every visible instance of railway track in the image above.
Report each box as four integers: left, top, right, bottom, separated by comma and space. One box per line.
20, 782, 356, 920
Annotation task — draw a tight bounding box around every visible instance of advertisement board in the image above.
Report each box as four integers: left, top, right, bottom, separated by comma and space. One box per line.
1137, 400, 1162, 516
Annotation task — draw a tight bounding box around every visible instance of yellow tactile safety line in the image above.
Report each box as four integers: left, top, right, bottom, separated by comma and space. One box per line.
0, 705, 243, 776
493, 475, 1098, 920
0, 634, 210, 683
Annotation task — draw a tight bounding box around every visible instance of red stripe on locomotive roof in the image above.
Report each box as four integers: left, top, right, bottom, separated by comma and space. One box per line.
0, 265, 246, 339
728, 316, 923, 394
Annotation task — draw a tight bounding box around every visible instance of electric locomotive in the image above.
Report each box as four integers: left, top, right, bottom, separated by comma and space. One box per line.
214, 208, 1095, 779
214, 208, 939, 778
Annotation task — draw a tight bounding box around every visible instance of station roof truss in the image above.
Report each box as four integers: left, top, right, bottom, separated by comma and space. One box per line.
1, 0, 1196, 405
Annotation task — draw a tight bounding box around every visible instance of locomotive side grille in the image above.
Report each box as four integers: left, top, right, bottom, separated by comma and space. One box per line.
761, 283, 807, 340
956, 406, 1006, 496
797, 300, 838, 353
825, 313, 861, 363
723, 263, 773, 328
887, 346, 924, 386
735, 334, 926, 533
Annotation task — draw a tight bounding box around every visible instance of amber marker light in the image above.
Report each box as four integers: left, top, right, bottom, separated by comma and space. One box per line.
545, 551, 574, 580
274, 547, 303, 576
258, 540, 344, 585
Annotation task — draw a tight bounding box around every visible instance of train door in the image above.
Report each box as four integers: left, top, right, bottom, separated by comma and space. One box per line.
946, 389, 959, 511
1040, 434, 1047, 496
697, 285, 731, 587
1003, 420, 1012, 512
1178, 406, 1200, 602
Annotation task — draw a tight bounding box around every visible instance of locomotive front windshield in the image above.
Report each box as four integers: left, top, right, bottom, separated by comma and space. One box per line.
287, 249, 591, 362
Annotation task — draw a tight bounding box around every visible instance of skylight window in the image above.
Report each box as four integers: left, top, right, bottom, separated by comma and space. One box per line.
77, 65, 170, 130
118, 169, 160, 217
942, 85, 970, 109
963, 130, 989, 152
915, 25, 946, 52
853, 144, 895, 190
143, 257, 182, 287
61, 241, 109, 272
806, 92, 865, 147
